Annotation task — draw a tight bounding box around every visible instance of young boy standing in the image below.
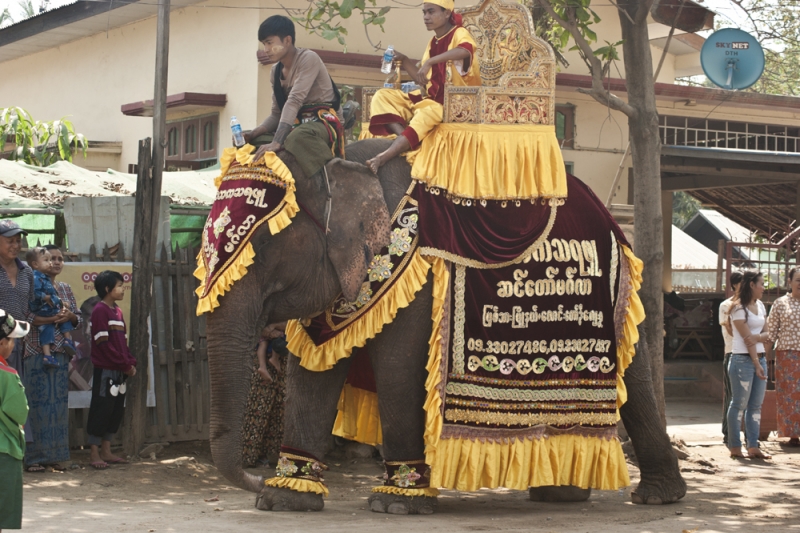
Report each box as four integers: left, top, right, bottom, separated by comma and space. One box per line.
366, 0, 480, 172
0, 309, 30, 531
244, 15, 344, 179
86, 271, 136, 469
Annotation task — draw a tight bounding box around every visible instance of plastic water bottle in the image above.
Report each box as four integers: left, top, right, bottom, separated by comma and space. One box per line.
231, 116, 245, 147
381, 45, 395, 74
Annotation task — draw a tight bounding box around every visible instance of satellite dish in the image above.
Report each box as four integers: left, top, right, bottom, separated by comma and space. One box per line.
701, 28, 764, 90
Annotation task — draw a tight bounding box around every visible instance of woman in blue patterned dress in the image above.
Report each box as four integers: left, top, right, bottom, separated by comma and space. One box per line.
23, 245, 81, 472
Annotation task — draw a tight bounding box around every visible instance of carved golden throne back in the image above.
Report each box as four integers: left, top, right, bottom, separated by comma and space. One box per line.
445, 0, 556, 124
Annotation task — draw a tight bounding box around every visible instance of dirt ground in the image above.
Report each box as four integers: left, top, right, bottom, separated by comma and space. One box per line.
19, 398, 800, 533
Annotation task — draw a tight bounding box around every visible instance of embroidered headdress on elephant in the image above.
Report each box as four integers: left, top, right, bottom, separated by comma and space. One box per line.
196, 0, 685, 516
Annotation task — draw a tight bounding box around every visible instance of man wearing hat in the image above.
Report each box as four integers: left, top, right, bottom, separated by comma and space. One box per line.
366, 0, 480, 173
0, 309, 31, 530
0, 220, 34, 377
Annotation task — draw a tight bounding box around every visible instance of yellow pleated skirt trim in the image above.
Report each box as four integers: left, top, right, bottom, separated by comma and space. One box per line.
615, 244, 645, 411
287, 249, 431, 372
428, 434, 629, 491
264, 476, 329, 497
410, 124, 567, 201
332, 384, 383, 446
194, 241, 256, 315
371, 486, 441, 497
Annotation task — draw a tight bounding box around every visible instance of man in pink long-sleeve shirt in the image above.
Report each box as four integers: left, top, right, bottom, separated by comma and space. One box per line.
86, 271, 136, 469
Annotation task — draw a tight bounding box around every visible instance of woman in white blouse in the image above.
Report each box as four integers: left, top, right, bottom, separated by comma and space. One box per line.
727, 270, 771, 459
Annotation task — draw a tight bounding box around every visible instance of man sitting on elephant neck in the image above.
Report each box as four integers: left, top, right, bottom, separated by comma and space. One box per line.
365, 0, 480, 174
244, 15, 344, 179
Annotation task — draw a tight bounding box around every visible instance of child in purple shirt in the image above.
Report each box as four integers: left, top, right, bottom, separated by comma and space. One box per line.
86, 271, 136, 469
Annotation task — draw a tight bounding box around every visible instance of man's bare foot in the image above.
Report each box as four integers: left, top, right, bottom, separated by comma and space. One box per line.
366, 135, 412, 174
747, 447, 772, 460
729, 446, 745, 458
366, 151, 391, 174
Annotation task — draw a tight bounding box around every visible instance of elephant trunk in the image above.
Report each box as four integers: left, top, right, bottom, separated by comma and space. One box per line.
207, 313, 267, 493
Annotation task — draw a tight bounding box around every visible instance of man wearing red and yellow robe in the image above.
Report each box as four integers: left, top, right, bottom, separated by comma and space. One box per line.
366, 0, 481, 172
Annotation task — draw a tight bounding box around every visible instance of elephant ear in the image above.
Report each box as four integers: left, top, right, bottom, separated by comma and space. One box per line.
324, 159, 391, 302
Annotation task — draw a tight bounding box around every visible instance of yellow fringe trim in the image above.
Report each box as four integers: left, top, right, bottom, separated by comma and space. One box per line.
616, 244, 645, 413
410, 124, 567, 201
371, 486, 441, 498
428, 434, 629, 491
194, 242, 256, 315
422, 252, 638, 491
332, 384, 383, 446
286, 249, 431, 372
357, 123, 419, 166
195, 147, 299, 315
263, 476, 329, 497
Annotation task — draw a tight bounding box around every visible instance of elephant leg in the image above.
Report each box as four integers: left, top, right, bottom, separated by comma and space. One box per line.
255, 354, 352, 512
529, 486, 591, 502
365, 277, 437, 515
620, 329, 686, 505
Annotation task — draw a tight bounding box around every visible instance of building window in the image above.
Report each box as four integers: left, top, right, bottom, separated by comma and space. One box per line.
165, 114, 219, 169
184, 123, 197, 156
564, 161, 574, 175
556, 104, 575, 149
199, 116, 218, 160
167, 127, 179, 157
203, 121, 214, 152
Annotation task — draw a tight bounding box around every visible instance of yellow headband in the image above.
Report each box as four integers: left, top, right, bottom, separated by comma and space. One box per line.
425, 0, 455, 12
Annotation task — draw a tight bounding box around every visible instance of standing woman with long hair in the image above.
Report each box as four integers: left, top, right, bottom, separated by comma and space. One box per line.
767, 266, 800, 447
727, 270, 771, 459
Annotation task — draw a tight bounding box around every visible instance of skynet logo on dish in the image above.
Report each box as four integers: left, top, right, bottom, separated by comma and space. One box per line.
716, 41, 750, 50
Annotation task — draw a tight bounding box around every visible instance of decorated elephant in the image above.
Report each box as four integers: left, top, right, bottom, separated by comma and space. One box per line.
195, 137, 686, 514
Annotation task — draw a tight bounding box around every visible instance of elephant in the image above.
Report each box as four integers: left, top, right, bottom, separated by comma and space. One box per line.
205, 138, 687, 514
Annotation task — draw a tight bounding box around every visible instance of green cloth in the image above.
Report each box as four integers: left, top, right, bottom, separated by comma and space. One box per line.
0, 452, 23, 529
284, 121, 335, 178
253, 122, 334, 178
0, 357, 28, 461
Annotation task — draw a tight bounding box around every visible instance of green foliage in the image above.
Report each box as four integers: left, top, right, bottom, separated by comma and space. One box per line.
294, 0, 391, 51
720, 0, 800, 96
672, 191, 701, 229
0, 107, 87, 167
526, 0, 622, 72
1, 7, 12, 26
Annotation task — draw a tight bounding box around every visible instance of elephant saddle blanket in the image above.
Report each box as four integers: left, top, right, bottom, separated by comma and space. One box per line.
195, 147, 298, 314
287, 174, 644, 492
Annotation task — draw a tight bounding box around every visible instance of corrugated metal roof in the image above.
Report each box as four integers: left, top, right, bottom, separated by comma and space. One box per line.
696, 208, 753, 243
0, 158, 217, 207
672, 224, 723, 270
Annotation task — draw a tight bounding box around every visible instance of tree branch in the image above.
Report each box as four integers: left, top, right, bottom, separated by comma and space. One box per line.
536, 0, 636, 117
634, 0, 655, 25
608, 0, 635, 25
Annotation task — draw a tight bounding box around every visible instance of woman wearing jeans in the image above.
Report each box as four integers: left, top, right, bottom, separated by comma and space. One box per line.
727, 270, 771, 459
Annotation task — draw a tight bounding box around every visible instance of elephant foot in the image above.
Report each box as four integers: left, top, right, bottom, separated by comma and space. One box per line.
367, 492, 437, 515
529, 486, 591, 502
255, 486, 325, 512
630, 476, 686, 505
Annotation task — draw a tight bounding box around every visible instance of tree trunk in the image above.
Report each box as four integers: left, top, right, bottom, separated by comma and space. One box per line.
614, 1, 686, 505
618, 1, 666, 427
